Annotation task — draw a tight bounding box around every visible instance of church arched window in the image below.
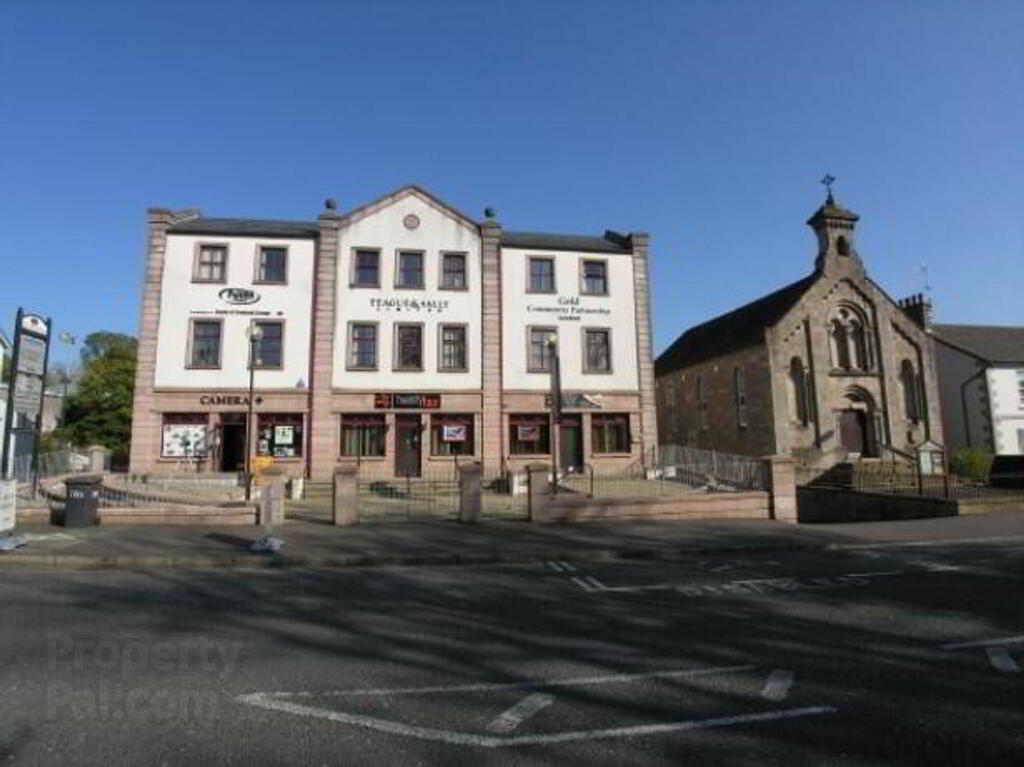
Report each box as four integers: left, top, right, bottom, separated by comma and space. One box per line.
850, 320, 868, 370
789, 357, 809, 425
837, 236, 850, 256
829, 304, 872, 372
830, 320, 850, 370
900, 359, 920, 421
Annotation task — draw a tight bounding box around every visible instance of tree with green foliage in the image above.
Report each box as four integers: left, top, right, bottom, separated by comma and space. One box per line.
55, 332, 137, 465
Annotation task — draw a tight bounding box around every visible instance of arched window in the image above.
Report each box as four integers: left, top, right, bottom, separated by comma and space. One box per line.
837, 236, 850, 256
900, 359, 920, 421
830, 320, 851, 370
850, 320, 868, 370
829, 305, 873, 372
789, 357, 810, 425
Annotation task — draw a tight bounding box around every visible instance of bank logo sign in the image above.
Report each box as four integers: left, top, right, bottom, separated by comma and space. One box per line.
218, 288, 261, 305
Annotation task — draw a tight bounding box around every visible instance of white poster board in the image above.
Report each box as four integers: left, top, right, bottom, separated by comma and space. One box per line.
161, 425, 209, 458
0, 480, 15, 534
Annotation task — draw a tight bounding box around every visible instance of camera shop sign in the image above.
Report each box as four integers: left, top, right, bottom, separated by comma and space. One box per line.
198, 394, 263, 407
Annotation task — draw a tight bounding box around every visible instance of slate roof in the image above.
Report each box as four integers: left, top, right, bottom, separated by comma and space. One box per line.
168, 217, 320, 238
655, 273, 818, 374
933, 324, 1024, 364
500, 230, 632, 254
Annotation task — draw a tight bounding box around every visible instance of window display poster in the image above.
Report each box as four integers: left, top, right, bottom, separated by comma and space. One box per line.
274, 425, 295, 445
441, 425, 467, 442
517, 425, 541, 441
162, 425, 208, 457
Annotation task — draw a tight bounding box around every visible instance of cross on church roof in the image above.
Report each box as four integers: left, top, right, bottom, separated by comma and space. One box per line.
821, 173, 836, 203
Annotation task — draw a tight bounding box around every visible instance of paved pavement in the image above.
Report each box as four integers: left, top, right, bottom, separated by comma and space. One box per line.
1, 537, 1022, 765
2, 509, 1024, 570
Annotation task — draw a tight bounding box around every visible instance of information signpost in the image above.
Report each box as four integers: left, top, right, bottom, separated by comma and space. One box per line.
2, 309, 52, 494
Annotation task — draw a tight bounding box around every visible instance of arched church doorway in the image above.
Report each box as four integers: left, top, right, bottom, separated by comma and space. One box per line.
839, 387, 879, 457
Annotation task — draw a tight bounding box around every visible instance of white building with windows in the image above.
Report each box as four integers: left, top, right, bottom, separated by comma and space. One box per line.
933, 324, 1024, 455
130, 185, 657, 480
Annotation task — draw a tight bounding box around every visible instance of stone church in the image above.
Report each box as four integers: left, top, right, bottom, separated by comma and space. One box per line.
655, 191, 942, 469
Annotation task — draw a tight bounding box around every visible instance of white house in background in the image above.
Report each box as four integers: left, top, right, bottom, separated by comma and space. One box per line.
129, 185, 657, 480
933, 324, 1024, 455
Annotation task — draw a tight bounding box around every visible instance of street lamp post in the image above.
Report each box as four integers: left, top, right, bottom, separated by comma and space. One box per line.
244, 325, 263, 502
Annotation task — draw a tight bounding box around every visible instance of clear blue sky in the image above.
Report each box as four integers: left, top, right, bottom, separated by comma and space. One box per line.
2, 0, 1022, 370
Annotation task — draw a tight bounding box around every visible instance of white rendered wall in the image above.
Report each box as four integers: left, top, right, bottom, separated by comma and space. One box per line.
501, 248, 639, 391
987, 367, 1024, 454
154, 234, 315, 389
333, 194, 482, 390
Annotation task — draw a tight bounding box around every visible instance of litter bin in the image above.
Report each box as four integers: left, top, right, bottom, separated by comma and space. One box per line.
62, 475, 102, 527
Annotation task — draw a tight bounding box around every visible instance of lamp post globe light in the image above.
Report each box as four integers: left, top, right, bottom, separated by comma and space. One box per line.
244, 324, 263, 502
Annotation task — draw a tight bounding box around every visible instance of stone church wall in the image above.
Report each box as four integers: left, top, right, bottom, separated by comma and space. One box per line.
655, 343, 776, 457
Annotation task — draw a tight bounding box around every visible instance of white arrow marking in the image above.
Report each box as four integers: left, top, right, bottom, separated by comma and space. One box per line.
487, 693, 555, 733
237, 693, 836, 748
760, 670, 795, 701
986, 648, 1020, 673
278, 663, 758, 699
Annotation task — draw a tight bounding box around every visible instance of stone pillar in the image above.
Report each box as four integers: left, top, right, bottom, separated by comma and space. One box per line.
129, 208, 174, 474
309, 209, 343, 480
258, 467, 287, 527
87, 445, 110, 473
630, 232, 658, 467
332, 463, 359, 526
480, 214, 504, 480
457, 461, 482, 523
526, 463, 552, 522
764, 455, 798, 523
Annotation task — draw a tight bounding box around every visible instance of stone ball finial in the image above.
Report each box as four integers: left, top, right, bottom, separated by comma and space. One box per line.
325, 198, 338, 211
484, 206, 496, 219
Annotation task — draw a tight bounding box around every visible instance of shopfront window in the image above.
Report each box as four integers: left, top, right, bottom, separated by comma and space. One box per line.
161, 413, 208, 458
591, 413, 631, 453
509, 414, 551, 455
430, 414, 475, 456
340, 414, 387, 457
257, 413, 304, 458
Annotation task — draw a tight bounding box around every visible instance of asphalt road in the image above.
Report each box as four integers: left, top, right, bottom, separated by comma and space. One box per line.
1, 538, 1023, 765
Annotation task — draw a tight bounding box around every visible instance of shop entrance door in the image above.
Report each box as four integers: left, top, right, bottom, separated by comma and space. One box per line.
220, 415, 247, 472
395, 415, 422, 478
559, 415, 584, 474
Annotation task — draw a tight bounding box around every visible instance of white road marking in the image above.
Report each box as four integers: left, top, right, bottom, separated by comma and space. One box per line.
584, 576, 606, 590
595, 570, 898, 597
760, 670, 795, 701
237, 693, 836, 747
257, 664, 759, 699
986, 648, 1021, 673
941, 635, 1024, 651
571, 576, 595, 592
487, 693, 555, 733
834, 535, 1024, 550
906, 558, 960, 572
558, 560, 577, 572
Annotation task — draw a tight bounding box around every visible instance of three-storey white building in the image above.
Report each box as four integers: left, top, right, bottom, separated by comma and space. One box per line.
130, 186, 656, 480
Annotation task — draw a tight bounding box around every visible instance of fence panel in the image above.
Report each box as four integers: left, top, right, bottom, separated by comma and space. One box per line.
356, 467, 461, 522
657, 444, 769, 491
